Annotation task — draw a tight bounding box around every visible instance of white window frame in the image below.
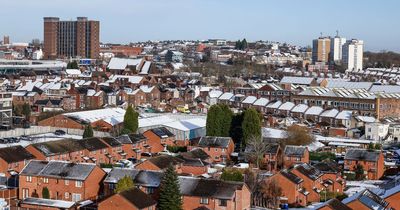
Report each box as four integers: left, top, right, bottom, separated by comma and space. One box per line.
75, 180, 83, 188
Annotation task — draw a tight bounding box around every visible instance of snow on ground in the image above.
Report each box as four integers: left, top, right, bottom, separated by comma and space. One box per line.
0, 133, 82, 148
307, 141, 324, 151
345, 180, 385, 197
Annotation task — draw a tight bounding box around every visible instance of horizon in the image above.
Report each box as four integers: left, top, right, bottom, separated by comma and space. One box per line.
1, 0, 399, 52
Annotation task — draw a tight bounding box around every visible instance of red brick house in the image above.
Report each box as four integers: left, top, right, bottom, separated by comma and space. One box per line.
116, 133, 150, 160
143, 127, 175, 153
283, 145, 309, 168
98, 187, 157, 210
100, 137, 125, 162
179, 177, 251, 210
314, 160, 345, 193
135, 155, 184, 173
103, 168, 163, 197
270, 170, 308, 207
263, 144, 281, 172
19, 160, 106, 202
315, 198, 351, 210
25, 139, 87, 162
344, 148, 384, 180
383, 184, 400, 209
0, 146, 35, 177
189, 136, 235, 163
38, 114, 85, 129
291, 163, 323, 203
343, 189, 389, 210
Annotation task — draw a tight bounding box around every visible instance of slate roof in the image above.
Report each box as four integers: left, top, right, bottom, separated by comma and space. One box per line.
284, 145, 307, 157
280, 170, 303, 184
265, 144, 280, 154
343, 189, 389, 210
0, 145, 35, 163
179, 177, 244, 199
147, 155, 184, 169
180, 149, 210, 161
313, 160, 341, 173
20, 160, 97, 181
104, 168, 163, 187
280, 76, 315, 85
128, 133, 147, 143
198, 136, 232, 148
101, 137, 122, 147
294, 163, 323, 180
149, 127, 175, 138
78, 137, 109, 151
119, 188, 157, 209
104, 168, 140, 184
32, 139, 85, 156
316, 198, 352, 210
344, 149, 381, 162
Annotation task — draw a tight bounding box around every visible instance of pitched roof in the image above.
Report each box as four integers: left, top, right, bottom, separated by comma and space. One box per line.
148, 127, 175, 139
101, 137, 122, 147
316, 198, 352, 210
343, 189, 389, 210
313, 160, 341, 173
284, 145, 307, 157
31, 139, 85, 156
104, 168, 163, 187
20, 160, 98, 181
119, 188, 157, 209
77, 137, 109, 151
280, 76, 315, 85
21, 197, 76, 209
179, 177, 244, 199
147, 155, 184, 170
180, 149, 210, 161
198, 136, 232, 148
0, 145, 35, 163
280, 170, 303, 184
344, 149, 381, 162
265, 144, 280, 154
294, 163, 323, 180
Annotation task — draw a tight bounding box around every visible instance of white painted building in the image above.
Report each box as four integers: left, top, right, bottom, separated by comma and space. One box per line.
330, 36, 346, 62
343, 39, 364, 71
365, 122, 389, 142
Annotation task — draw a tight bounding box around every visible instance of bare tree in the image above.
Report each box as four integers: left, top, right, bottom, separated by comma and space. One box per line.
246, 135, 268, 169
261, 179, 282, 209
284, 125, 315, 146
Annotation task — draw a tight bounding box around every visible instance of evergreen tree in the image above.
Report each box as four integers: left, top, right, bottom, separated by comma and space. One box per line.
42, 187, 50, 199
241, 38, 248, 50
219, 104, 233, 137
123, 105, 139, 133
22, 103, 31, 121
221, 168, 243, 182
67, 61, 79, 69
158, 164, 183, 210
206, 105, 223, 136
230, 112, 244, 145
115, 175, 134, 193
235, 40, 242, 50
242, 108, 261, 148
83, 124, 94, 138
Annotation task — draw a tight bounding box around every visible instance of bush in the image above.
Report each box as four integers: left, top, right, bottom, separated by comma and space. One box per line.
310, 152, 336, 161
336, 193, 348, 201
167, 146, 187, 153
343, 172, 356, 181
42, 187, 50, 199
221, 168, 243, 182
100, 163, 113, 168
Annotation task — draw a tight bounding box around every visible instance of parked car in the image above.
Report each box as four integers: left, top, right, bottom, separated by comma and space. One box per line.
54, 130, 66, 136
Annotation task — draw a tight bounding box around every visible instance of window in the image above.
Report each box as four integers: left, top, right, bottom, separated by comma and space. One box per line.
65, 180, 69, 186
75, 181, 83, 188
26, 176, 32, 182
72, 193, 81, 202
219, 199, 227, 206
146, 187, 154, 194
43, 178, 49, 183
200, 197, 209, 204
65, 192, 70, 199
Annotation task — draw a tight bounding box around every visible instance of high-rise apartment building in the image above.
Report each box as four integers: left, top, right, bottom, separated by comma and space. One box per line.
330, 36, 346, 63
342, 39, 364, 71
43, 17, 99, 59
3, 36, 10, 45
312, 37, 331, 64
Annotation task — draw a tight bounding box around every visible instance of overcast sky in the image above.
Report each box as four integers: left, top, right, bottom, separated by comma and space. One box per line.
1, 0, 399, 52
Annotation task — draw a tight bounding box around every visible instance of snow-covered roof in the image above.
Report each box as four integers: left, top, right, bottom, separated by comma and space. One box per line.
326, 81, 373, 90
355, 116, 376, 123
336, 110, 353, 120
139, 61, 151, 75
163, 118, 206, 131
278, 102, 295, 111
108, 75, 144, 84
107, 57, 142, 70
140, 85, 155, 93
208, 90, 223, 98
291, 104, 309, 113
369, 85, 400, 93
219, 92, 234, 101
63, 108, 126, 124
241, 96, 257, 104
280, 76, 314, 85
253, 98, 269, 106
319, 109, 339, 118
305, 106, 323, 116
266, 101, 282, 109
65, 69, 81, 75
262, 127, 286, 139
